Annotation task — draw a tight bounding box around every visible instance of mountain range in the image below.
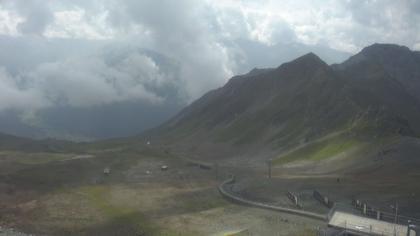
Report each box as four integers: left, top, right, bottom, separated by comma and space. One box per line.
1, 43, 420, 169
0, 39, 350, 141
146, 44, 420, 165
2, 43, 420, 235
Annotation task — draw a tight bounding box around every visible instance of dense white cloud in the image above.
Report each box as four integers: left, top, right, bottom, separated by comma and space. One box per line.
2, 0, 419, 49
0, 50, 172, 111
207, 0, 420, 52
30, 54, 165, 107
106, 0, 235, 99
0, 0, 52, 36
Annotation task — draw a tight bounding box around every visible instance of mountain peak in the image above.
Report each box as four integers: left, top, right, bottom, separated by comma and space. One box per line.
362, 43, 410, 54
247, 67, 273, 76
360, 43, 411, 58
287, 52, 327, 67
277, 52, 328, 74
337, 43, 415, 71
294, 52, 324, 63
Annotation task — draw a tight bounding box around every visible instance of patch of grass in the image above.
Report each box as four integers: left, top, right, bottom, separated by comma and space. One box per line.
78, 184, 209, 236
80, 186, 131, 217
223, 229, 251, 236
79, 185, 159, 235
179, 192, 228, 213
0, 151, 73, 165
310, 138, 361, 161
295, 228, 318, 236
273, 134, 363, 165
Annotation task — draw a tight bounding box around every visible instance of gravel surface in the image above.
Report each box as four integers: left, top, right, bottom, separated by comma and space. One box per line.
0, 226, 33, 236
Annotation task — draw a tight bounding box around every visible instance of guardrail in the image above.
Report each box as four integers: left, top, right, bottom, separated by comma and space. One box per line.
351, 199, 420, 225
218, 176, 327, 221
313, 190, 334, 209
286, 191, 302, 209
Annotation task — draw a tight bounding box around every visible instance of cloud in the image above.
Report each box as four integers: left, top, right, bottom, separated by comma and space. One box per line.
0, 0, 419, 139
0, 67, 50, 111
0, 48, 174, 113
30, 54, 165, 107
8, 0, 53, 35
3, 0, 420, 50
206, 0, 420, 52
106, 0, 235, 100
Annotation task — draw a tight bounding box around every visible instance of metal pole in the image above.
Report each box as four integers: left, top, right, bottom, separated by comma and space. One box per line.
267, 159, 272, 179
394, 202, 398, 236
406, 220, 411, 236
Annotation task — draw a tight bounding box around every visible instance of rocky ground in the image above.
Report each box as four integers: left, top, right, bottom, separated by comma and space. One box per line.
1, 136, 420, 235
0, 145, 325, 235
0, 226, 33, 236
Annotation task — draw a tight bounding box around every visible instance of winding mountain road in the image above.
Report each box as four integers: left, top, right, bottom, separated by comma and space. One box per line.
218, 176, 327, 221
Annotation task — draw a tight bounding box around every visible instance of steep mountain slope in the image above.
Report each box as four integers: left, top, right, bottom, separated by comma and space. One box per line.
336, 43, 420, 102
149, 44, 420, 163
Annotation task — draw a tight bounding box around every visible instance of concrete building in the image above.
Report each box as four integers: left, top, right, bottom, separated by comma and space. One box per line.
328, 210, 416, 236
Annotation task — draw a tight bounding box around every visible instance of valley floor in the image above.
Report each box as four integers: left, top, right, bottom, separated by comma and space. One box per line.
0, 146, 322, 236
1, 137, 420, 235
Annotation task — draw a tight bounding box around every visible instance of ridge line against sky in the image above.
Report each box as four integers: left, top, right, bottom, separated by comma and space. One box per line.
0, 0, 419, 124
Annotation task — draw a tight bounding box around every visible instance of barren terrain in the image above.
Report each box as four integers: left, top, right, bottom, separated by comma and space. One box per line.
0, 144, 325, 235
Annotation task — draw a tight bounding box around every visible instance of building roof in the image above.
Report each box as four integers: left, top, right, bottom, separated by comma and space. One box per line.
328, 211, 414, 236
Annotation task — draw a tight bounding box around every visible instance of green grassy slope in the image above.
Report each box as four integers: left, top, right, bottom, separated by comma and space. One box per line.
273, 133, 364, 165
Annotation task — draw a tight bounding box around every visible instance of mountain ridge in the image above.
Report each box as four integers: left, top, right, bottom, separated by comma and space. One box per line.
146, 43, 420, 162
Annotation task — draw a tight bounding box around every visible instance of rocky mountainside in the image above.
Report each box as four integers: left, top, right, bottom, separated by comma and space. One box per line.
336, 43, 420, 102
147, 44, 420, 162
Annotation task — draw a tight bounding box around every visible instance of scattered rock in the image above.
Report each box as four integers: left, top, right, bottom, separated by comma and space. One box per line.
0, 226, 33, 236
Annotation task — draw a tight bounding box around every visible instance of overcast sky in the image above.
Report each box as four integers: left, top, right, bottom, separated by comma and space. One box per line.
0, 0, 419, 116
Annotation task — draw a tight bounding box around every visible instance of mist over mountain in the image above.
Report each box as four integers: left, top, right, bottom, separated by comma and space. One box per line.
0, 38, 349, 140
2, 0, 420, 141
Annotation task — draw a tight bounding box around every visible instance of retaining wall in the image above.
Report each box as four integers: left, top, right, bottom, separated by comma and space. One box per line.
218, 176, 327, 221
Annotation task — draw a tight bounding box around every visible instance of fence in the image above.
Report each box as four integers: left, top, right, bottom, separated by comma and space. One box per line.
351, 199, 420, 226
313, 190, 334, 209
329, 220, 413, 236
218, 175, 327, 221
286, 191, 302, 209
